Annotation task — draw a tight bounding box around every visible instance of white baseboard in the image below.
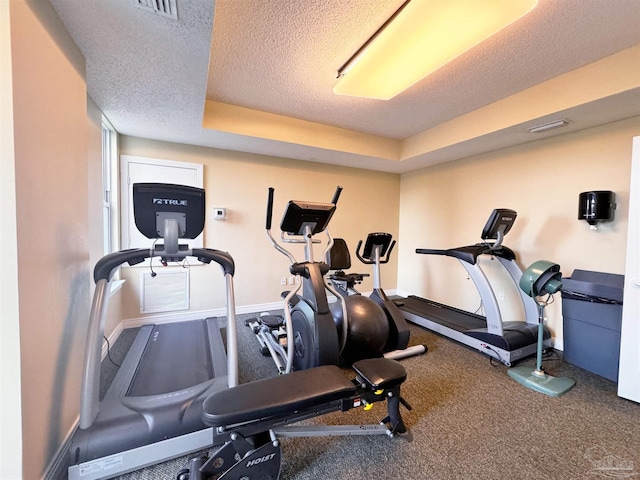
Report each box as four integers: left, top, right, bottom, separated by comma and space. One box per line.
117, 290, 563, 351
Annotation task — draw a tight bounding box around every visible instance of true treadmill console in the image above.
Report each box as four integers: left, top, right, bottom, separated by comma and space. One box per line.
133, 183, 205, 239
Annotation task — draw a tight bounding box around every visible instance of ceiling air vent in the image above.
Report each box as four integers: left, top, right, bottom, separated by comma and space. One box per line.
136, 0, 178, 20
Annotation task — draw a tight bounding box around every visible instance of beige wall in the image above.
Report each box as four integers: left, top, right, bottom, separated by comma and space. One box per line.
118, 137, 401, 319
3, 1, 96, 478
399, 116, 640, 346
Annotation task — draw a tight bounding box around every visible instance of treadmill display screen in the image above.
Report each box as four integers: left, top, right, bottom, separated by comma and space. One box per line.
133, 183, 205, 239
481, 208, 517, 240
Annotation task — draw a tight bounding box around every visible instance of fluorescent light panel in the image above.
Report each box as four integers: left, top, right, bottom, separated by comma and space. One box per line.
527, 119, 570, 133
334, 0, 539, 100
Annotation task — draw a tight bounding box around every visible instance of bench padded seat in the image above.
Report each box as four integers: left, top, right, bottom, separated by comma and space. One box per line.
202, 365, 356, 427
352, 358, 406, 390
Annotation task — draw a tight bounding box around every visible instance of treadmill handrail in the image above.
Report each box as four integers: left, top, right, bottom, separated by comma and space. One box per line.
192, 248, 235, 276
416, 244, 516, 265
80, 247, 238, 429
93, 249, 149, 282
93, 247, 235, 283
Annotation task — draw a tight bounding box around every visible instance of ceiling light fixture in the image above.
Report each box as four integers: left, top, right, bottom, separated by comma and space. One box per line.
333, 0, 539, 100
527, 119, 570, 133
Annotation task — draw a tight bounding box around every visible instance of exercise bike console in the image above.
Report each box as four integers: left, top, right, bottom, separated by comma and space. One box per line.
358, 232, 395, 261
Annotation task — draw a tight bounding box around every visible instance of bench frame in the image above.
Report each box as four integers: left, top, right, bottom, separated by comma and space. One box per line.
179, 358, 411, 480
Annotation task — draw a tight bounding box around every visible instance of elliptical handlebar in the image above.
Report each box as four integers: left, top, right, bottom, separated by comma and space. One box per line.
331, 186, 343, 205
320, 186, 341, 262
265, 188, 297, 265
266, 187, 275, 230
355, 240, 367, 263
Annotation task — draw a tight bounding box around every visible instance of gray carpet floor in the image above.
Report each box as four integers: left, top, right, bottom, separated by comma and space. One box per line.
104, 311, 639, 480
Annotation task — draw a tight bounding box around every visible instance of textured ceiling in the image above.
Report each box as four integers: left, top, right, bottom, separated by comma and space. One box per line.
50, 0, 640, 173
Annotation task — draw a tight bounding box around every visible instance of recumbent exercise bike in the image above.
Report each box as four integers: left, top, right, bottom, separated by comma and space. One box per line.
328, 232, 427, 361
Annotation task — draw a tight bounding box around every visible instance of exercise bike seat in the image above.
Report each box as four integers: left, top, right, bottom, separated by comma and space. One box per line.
280, 290, 300, 307
327, 238, 352, 270
328, 270, 368, 285
202, 365, 356, 427
327, 238, 369, 288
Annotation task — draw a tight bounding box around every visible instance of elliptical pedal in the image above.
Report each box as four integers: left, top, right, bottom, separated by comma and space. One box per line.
245, 312, 291, 371
259, 312, 285, 329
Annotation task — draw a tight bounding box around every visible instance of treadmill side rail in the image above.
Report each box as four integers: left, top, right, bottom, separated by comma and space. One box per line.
68, 428, 213, 480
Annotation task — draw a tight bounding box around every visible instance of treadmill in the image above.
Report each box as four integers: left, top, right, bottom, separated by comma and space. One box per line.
399, 209, 550, 366
68, 183, 239, 480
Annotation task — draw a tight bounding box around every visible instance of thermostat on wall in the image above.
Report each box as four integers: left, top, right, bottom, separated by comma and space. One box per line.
213, 208, 227, 220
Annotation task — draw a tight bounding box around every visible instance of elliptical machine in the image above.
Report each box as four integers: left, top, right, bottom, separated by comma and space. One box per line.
329, 233, 427, 361
248, 186, 390, 373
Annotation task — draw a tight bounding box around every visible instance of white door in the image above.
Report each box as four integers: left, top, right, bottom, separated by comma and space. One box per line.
121, 155, 204, 249
618, 136, 640, 403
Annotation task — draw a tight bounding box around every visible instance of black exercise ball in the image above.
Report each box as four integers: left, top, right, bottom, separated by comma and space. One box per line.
331, 295, 389, 364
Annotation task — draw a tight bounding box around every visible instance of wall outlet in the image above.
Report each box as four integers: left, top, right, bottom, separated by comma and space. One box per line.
281, 277, 287, 286
288, 276, 294, 285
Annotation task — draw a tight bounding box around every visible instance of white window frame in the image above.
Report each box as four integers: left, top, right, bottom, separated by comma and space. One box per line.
101, 116, 119, 255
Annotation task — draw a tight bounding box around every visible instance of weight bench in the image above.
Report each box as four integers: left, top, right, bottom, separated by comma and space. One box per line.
179, 357, 411, 480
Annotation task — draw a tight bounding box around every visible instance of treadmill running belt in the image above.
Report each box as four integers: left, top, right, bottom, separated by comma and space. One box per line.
403, 296, 487, 332
127, 320, 215, 397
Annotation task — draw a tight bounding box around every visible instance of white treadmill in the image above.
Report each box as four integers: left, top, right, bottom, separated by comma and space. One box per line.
398, 209, 550, 366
